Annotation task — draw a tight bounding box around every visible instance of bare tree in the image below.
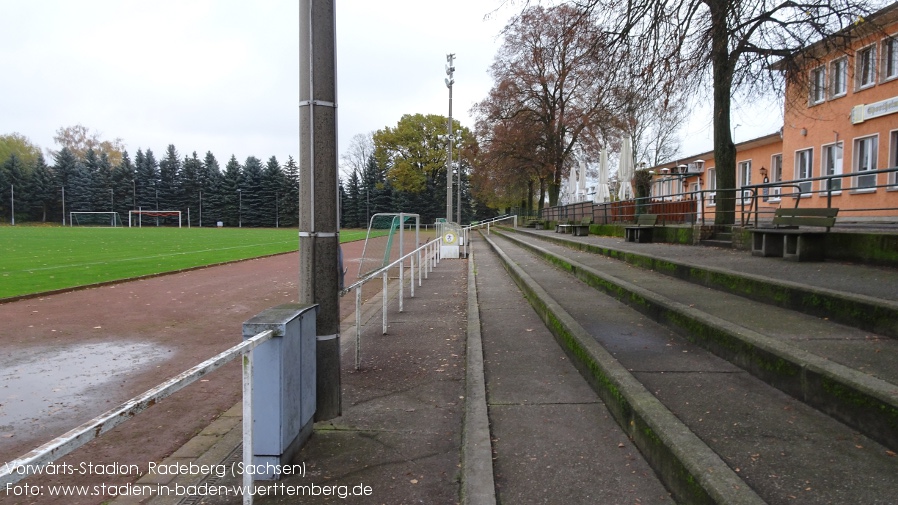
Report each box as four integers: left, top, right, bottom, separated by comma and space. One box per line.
473, 4, 622, 208
574, 0, 879, 226
340, 132, 374, 179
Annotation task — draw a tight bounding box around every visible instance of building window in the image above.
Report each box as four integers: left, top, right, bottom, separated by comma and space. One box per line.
795, 149, 813, 195
810, 66, 826, 104
857, 45, 877, 89
738, 160, 752, 200
822, 142, 843, 192
891, 130, 898, 186
707, 167, 716, 206
830, 57, 848, 97
770, 154, 783, 200
884, 36, 898, 81
854, 136, 878, 189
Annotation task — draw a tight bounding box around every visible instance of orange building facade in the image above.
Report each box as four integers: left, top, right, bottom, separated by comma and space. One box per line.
649, 3, 898, 223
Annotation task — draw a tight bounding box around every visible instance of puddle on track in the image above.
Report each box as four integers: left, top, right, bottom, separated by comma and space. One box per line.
0, 341, 170, 445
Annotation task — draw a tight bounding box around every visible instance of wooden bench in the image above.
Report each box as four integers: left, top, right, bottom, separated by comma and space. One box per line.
624, 214, 658, 243
750, 207, 839, 262
571, 218, 592, 236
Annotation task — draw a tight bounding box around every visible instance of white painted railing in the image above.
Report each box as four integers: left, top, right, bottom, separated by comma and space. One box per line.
340, 237, 442, 370
0, 329, 275, 505
461, 215, 517, 257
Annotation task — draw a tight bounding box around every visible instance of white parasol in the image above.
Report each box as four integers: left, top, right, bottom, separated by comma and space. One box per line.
617, 136, 635, 201
594, 148, 610, 203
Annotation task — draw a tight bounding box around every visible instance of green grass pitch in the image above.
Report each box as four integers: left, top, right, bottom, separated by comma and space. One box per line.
0, 227, 370, 300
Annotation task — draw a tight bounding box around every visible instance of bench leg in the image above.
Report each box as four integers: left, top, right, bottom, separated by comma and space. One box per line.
636, 228, 653, 243
752, 233, 783, 257
783, 234, 825, 262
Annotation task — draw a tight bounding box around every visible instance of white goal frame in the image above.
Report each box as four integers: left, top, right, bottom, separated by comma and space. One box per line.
128, 210, 182, 228
69, 211, 123, 227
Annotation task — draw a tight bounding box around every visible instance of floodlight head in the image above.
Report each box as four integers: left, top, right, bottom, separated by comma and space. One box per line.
445, 78, 454, 87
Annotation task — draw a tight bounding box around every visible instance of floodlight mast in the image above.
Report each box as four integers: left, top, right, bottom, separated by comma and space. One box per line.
445, 53, 455, 222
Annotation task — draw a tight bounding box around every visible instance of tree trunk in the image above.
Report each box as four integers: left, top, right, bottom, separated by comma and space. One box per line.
527, 179, 534, 214
708, 0, 737, 227
538, 177, 547, 211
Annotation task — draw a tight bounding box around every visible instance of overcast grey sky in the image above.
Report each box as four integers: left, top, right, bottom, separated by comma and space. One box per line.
1, 1, 774, 171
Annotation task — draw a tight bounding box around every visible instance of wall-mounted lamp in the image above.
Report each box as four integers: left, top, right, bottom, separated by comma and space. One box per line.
694, 159, 705, 172
759, 166, 769, 183
801, 128, 808, 136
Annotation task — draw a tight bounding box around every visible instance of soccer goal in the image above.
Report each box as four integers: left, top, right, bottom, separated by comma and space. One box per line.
128, 210, 182, 228
356, 213, 420, 279
70, 211, 123, 227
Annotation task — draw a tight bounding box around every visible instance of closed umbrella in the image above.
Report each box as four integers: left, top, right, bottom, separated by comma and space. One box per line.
594, 148, 610, 203
578, 157, 587, 201
617, 136, 635, 201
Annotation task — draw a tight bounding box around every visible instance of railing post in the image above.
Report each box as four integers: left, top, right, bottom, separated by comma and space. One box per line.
242, 351, 254, 505
355, 287, 362, 370
399, 255, 404, 313
410, 254, 415, 298
382, 271, 388, 335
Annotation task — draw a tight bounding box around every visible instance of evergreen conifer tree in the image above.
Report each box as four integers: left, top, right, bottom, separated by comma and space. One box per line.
221, 155, 242, 226
242, 156, 264, 227
261, 156, 284, 227
27, 153, 56, 222
158, 144, 181, 211
281, 156, 299, 227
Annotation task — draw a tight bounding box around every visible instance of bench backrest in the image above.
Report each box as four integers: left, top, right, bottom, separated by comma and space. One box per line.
580, 218, 592, 225
773, 207, 838, 228
635, 214, 658, 226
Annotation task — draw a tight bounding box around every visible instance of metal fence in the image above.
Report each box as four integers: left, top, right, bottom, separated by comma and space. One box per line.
0, 329, 275, 505
340, 237, 442, 370
537, 165, 898, 228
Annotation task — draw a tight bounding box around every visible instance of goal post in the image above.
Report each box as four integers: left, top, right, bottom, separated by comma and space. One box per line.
69, 211, 123, 227
128, 210, 182, 228
356, 213, 420, 279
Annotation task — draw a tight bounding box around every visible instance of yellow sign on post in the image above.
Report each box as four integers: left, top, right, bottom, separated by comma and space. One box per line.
440, 222, 461, 259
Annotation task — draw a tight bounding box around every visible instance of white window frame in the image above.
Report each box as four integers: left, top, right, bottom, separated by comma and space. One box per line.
810, 66, 826, 104
795, 149, 813, 195
738, 160, 752, 201
830, 57, 848, 97
883, 35, 898, 82
821, 142, 844, 193
853, 135, 878, 190
890, 129, 898, 187
856, 44, 877, 90
770, 153, 783, 201
707, 167, 716, 206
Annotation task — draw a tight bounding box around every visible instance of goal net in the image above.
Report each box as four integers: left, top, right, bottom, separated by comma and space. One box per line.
129, 210, 182, 228
70, 212, 123, 227
356, 213, 420, 279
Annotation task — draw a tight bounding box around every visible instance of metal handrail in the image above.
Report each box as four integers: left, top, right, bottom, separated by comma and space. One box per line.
742, 165, 898, 226
340, 237, 442, 370
461, 215, 517, 256
1, 329, 274, 505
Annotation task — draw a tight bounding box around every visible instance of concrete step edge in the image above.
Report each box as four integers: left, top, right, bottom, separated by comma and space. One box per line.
496, 229, 898, 453
479, 231, 766, 505
508, 226, 898, 340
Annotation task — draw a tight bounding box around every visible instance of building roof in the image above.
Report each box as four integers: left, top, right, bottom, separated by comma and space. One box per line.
648, 131, 782, 172
771, 1, 898, 71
